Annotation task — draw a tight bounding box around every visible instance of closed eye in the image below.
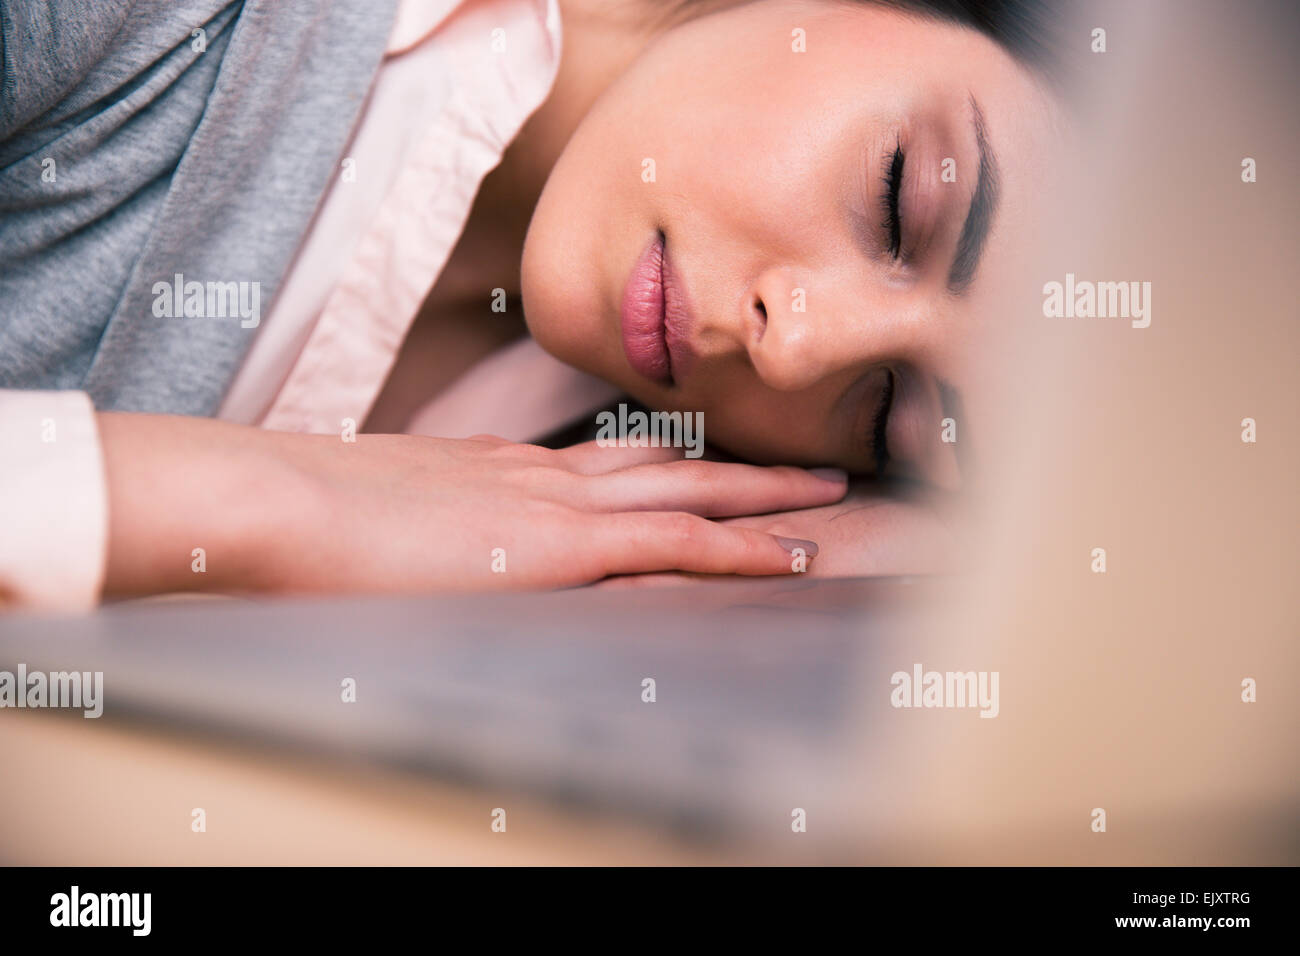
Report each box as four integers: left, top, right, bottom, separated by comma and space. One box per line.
881, 141, 905, 259
870, 367, 895, 474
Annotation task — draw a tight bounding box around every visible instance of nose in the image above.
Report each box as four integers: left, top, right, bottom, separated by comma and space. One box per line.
742, 265, 860, 392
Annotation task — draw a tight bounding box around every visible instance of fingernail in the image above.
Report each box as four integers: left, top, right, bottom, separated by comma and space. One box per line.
808, 467, 847, 483
775, 536, 819, 557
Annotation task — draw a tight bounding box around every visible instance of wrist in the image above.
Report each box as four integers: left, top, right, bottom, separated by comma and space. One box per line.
98, 413, 314, 598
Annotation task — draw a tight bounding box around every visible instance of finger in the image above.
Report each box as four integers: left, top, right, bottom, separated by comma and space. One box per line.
588, 511, 820, 577
557, 439, 685, 474
578, 460, 848, 516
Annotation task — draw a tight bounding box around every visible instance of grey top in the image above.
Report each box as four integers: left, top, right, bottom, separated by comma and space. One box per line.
0, 0, 399, 414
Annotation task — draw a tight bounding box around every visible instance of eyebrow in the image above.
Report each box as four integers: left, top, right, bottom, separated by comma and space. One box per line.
947, 96, 1001, 294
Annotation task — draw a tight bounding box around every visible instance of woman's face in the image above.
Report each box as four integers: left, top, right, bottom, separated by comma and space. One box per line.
521, 0, 1061, 488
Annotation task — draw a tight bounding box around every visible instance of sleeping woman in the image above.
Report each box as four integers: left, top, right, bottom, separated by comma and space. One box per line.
0, 0, 1070, 606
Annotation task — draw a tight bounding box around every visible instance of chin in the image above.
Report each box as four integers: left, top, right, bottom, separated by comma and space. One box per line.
525, 274, 627, 395
522, 291, 606, 382
520, 247, 576, 365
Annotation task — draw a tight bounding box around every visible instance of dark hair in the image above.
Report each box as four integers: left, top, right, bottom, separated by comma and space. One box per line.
871, 0, 1075, 90
665, 0, 1076, 92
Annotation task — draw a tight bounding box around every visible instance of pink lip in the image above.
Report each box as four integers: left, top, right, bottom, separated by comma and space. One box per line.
620, 232, 692, 386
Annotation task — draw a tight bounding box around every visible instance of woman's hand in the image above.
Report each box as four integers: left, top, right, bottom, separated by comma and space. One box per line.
97, 414, 848, 598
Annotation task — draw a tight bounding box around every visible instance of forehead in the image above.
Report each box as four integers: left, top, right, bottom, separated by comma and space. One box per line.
690, 1, 1064, 169
807, 3, 1053, 111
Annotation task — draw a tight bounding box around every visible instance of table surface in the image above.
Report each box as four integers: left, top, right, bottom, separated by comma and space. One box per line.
2, 578, 1296, 865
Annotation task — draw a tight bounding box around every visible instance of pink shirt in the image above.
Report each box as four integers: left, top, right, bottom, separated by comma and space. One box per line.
0, 0, 617, 611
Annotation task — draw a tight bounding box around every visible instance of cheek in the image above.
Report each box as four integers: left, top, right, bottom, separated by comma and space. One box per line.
519, 140, 627, 376
692, 385, 841, 466
656, 73, 849, 244
593, 14, 864, 247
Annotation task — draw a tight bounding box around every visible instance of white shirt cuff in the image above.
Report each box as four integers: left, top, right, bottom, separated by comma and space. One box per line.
0, 390, 107, 611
